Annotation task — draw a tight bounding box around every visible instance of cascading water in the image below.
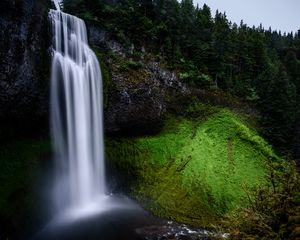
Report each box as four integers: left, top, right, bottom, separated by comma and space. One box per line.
49, 0, 106, 214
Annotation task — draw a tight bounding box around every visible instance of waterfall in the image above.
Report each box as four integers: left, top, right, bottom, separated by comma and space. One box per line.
49, 0, 106, 212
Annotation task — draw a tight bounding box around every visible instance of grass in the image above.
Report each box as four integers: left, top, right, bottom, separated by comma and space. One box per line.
106, 107, 278, 226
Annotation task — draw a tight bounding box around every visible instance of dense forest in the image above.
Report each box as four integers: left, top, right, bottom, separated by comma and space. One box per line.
65, 0, 300, 159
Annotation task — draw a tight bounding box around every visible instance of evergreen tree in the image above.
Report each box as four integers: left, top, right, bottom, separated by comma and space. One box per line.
260, 64, 297, 150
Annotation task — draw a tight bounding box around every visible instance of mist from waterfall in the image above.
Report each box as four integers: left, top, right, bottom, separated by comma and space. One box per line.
49, 0, 106, 215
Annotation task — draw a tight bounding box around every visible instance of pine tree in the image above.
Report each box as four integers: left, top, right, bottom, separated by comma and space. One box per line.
260, 64, 297, 150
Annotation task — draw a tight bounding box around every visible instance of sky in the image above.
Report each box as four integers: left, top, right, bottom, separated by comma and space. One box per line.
194, 0, 300, 33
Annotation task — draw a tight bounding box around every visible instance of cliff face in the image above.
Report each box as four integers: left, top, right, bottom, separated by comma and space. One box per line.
104, 60, 190, 135
89, 24, 190, 135
0, 2, 189, 138
0, 0, 50, 139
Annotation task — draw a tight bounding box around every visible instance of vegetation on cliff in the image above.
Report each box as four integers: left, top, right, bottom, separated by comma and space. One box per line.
106, 104, 279, 225
105, 100, 300, 237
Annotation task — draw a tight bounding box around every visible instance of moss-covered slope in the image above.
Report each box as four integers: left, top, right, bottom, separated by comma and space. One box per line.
106, 108, 278, 226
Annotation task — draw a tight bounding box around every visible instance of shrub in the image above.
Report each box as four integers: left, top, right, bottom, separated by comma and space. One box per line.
224, 160, 300, 239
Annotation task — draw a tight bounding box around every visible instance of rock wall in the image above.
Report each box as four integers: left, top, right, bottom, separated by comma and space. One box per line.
0, 0, 50, 139
89, 24, 190, 135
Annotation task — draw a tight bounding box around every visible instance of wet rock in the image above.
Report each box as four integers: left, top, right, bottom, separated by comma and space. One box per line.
135, 220, 212, 240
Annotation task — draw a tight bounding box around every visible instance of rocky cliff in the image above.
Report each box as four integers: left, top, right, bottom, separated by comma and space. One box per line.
89, 24, 190, 135
0, 0, 50, 140
0, 3, 190, 138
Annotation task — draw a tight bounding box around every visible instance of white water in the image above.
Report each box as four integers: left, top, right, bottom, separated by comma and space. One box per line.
49, 0, 106, 214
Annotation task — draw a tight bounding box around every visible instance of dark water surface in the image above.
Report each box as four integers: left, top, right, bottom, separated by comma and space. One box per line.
34, 205, 154, 240
31, 196, 213, 240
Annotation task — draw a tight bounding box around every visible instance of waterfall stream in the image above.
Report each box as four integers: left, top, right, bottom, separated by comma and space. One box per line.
49, 0, 106, 215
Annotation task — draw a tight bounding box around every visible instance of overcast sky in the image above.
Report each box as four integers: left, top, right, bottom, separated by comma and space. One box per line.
194, 0, 300, 33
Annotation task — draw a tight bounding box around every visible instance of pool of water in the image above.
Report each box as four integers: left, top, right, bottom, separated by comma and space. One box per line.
31, 195, 213, 240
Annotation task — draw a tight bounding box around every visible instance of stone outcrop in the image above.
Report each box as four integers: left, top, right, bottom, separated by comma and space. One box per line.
104, 60, 189, 135
88, 24, 190, 135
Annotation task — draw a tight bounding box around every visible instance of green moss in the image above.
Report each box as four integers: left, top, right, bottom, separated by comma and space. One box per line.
0, 139, 51, 217
126, 60, 143, 70
93, 48, 111, 108
106, 109, 277, 226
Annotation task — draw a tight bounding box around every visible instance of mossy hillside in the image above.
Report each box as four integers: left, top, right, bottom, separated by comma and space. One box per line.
106, 109, 278, 226
0, 139, 51, 218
